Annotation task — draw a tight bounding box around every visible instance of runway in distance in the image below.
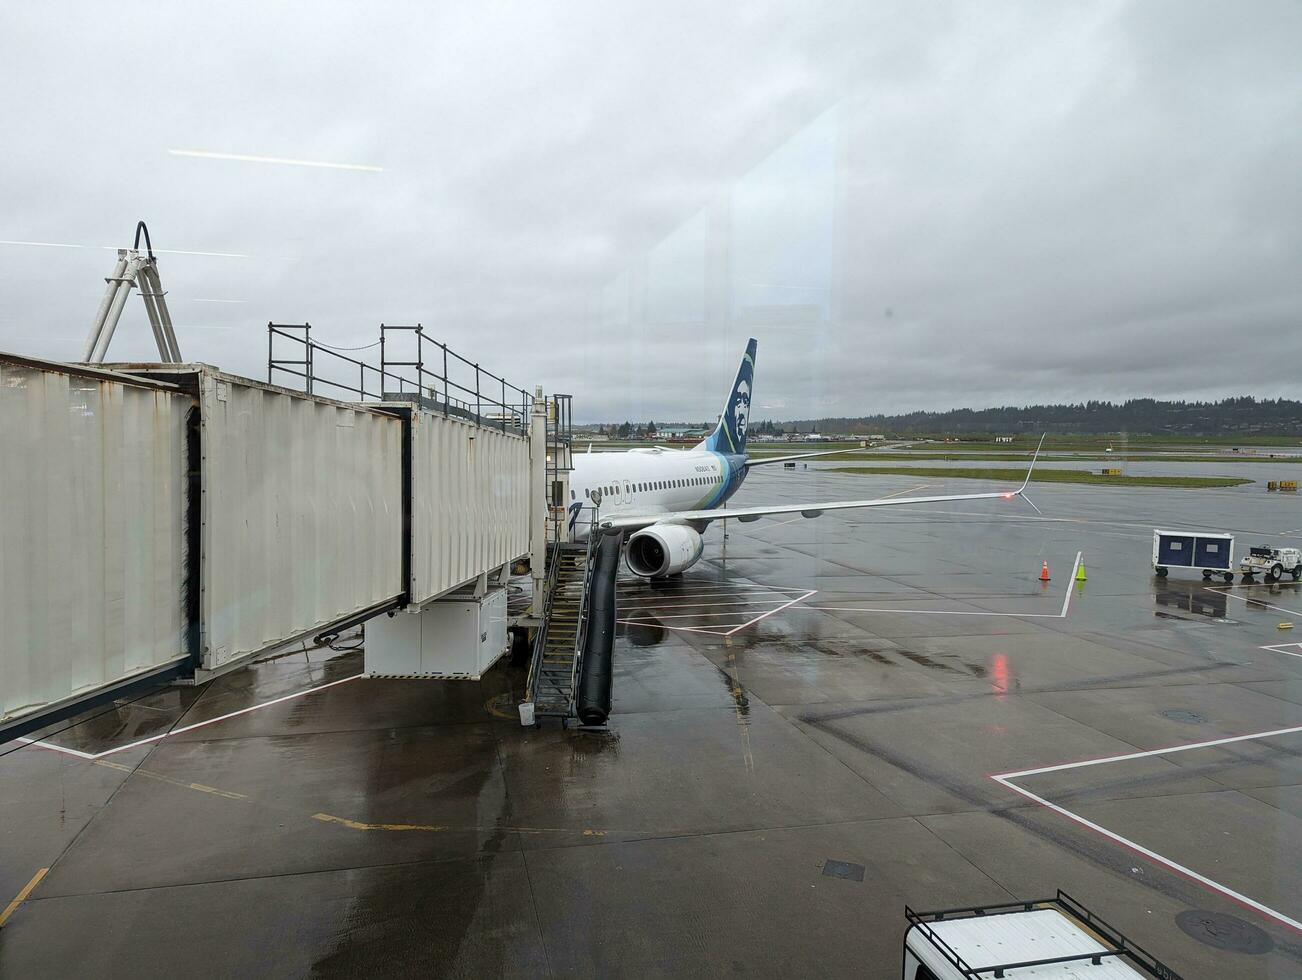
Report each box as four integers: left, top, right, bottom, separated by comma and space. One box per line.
567, 339, 1042, 578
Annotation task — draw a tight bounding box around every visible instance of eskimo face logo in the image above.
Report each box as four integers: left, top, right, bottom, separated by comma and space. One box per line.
733, 379, 750, 440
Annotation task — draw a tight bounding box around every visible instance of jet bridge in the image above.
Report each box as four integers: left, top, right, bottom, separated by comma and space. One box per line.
1, 323, 559, 742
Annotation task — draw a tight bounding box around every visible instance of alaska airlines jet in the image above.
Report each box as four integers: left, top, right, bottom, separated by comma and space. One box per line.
567, 339, 1040, 578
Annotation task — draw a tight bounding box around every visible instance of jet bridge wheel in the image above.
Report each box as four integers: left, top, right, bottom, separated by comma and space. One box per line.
508, 626, 532, 664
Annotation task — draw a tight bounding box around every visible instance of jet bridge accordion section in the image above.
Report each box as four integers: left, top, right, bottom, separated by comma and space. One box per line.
191, 369, 404, 670
1, 355, 193, 733
407, 407, 530, 605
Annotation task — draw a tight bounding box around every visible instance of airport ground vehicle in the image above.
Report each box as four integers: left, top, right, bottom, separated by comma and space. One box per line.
1239, 545, 1302, 580
903, 892, 1181, 978
1151, 529, 1234, 582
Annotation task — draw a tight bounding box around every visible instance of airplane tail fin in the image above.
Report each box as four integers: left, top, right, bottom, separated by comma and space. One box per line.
698, 338, 756, 455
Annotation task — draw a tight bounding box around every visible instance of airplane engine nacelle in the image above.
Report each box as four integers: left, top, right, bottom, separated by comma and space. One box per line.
626, 524, 704, 578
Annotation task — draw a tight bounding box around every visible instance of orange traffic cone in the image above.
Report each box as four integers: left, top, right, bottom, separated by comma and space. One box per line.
1039, 561, 1051, 582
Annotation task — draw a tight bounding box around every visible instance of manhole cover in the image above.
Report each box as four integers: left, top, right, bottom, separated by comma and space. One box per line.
821, 859, 865, 882
1162, 709, 1208, 724
1175, 910, 1273, 953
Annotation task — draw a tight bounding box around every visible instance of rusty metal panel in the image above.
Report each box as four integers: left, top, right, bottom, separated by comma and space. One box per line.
409, 410, 530, 605
198, 371, 403, 669
1, 356, 191, 728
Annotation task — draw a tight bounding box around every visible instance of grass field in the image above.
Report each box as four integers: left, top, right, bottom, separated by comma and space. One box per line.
827, 465, 1253, 489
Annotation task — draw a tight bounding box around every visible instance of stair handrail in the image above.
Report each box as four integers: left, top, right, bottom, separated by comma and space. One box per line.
565, 518, 601, 713
524, 511, 563, 704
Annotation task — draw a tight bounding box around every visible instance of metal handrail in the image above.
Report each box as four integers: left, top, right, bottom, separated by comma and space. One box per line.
379, 323, 531, 431
524, 513, 564, 704
266, 322, 531, 431
566, 519, 601, 709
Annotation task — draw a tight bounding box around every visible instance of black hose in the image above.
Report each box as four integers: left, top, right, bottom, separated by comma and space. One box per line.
133, 220, 154, 259
576, 531, 622, 725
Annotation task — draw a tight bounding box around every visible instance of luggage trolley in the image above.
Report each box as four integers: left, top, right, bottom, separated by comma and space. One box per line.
1152, 529, 1234, 583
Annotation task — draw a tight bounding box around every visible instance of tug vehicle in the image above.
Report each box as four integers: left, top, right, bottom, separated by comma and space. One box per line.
1240, 545, 1302, 581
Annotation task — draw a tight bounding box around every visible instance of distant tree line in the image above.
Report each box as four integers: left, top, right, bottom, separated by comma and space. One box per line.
780, 397, 1302, 437
590, 421, 660, 439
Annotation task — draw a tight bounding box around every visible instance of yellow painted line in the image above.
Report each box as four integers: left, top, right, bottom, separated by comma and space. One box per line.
484, 693, 519, 720
313, 812, 449, 832
93, 759, 250, 801
313, 813, 616, 837
882, 483, 932, 499
0, 868, 49, 927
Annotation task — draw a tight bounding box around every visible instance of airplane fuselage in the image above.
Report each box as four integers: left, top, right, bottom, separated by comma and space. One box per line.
566, 447, 748, 537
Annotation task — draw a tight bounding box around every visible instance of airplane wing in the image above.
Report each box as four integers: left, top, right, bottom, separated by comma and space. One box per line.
744, 448, 858, 466
597, 436, 1044, 534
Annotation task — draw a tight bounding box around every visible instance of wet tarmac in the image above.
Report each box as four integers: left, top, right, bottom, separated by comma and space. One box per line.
2, 467, 1299, 977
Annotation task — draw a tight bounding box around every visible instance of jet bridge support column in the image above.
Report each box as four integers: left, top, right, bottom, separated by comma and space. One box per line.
529, 385, 548, 612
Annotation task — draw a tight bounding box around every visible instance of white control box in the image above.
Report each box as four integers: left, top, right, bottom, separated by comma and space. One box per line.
365, 588, 508, 680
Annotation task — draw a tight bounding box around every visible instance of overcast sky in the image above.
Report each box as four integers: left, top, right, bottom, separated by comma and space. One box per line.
3, 1, 1299, 422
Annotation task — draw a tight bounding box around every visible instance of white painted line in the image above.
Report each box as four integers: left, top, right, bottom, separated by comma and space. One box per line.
1260, 643, 1302, 660
616, 589, 819, 637
14, 737, 98, 760
995, 724, 1302, 781
992, 774, 1302, 934
726, 590, 818, 636
17, 674, 363, 761
992, 725, 1302, 934
623, 609, 782, 621
620, 592, 801, 606
619, 596, 807, 610
806, 552, 1082, 619
1208, 589, 1302, 619
616, 620, 749, 634
1059, 551, 1082, 617
620, 587, 797, 599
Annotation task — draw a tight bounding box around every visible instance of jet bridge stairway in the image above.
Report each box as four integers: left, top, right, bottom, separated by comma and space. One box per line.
526, 541, 594, 719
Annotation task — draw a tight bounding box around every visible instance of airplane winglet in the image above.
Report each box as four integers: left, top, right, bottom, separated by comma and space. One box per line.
1016, 433, 1046, 494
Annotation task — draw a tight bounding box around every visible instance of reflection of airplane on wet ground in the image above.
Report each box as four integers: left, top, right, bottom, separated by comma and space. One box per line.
567, 338, 1042, 577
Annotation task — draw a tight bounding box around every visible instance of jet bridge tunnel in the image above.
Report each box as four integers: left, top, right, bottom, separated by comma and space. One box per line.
0, 331, 573, 743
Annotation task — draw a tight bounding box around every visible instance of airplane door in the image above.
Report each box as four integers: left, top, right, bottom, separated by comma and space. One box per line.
622, 479, 633, 504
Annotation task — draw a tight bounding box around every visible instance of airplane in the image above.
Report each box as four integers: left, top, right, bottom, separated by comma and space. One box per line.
566, 338, 1041, 578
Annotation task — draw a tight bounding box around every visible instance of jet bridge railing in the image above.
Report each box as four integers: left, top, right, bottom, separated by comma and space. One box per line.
267, 321, 532, 432
379, 323, 531, 432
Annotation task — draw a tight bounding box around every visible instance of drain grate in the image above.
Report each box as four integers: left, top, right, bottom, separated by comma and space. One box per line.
821, 859, 865, 882
1175, 910, 1273, 953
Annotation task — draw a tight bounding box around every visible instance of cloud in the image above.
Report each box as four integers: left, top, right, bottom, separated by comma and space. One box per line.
2, 0, 1298, 422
